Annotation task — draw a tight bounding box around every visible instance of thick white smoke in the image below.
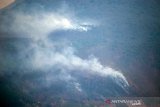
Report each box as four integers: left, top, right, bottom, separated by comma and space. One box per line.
11, 11, 129, 92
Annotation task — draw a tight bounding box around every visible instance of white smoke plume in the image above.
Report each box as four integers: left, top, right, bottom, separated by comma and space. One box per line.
10, 10, 129, 91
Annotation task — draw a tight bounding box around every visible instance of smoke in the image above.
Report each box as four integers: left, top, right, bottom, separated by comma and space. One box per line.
4, 8, 129, 92
11, 12, 95, 39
